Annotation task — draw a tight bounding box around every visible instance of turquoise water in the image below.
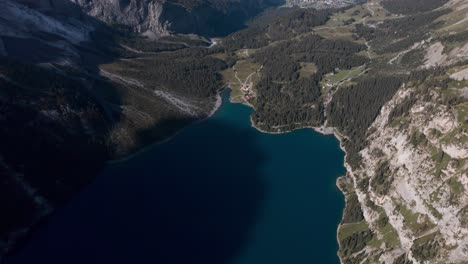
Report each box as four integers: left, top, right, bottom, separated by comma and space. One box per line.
6, 92, 345, 264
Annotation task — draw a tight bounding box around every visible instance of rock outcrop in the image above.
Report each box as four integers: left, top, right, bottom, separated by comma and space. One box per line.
71, 0, 284, 37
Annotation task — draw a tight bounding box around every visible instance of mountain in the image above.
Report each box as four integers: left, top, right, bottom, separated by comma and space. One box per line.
216, 0, 468, 263
0, 0, 467, 263
0, 0, 283, 260
72, 0, 284, 37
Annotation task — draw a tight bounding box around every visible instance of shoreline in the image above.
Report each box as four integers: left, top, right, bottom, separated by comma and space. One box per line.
107, 92, 223, 165
246, 105, 350, 264
108, 87, 351, 264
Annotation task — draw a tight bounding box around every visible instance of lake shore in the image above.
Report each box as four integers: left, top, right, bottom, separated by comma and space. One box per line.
242, 98, 350, 264
108, 92, 223, 164
112, 87, 350, 263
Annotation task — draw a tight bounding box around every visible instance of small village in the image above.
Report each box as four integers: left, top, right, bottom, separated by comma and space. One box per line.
240, 81, 255, 101
233, 65, 263, 103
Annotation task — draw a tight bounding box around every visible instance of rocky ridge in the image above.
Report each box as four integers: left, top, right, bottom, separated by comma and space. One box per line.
334, 1, 468, 263
0, 0, 280, 260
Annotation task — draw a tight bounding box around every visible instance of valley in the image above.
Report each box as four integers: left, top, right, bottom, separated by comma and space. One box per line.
0, 0, 467, 263
216, 1, 468, 263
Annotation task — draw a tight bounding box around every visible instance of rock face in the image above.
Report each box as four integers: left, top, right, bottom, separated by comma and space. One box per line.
0, 0, 284, 260
71, 0, 168, 35
71, 0, 284, 37
339, 83, 468, 263
0, 2, 112, 259
334, 1, 468, 263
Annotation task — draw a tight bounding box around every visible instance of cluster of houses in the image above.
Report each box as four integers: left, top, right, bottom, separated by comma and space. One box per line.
240, 82, 255, 101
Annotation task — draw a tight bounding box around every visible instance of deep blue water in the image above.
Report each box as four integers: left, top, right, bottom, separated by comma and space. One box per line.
6, 92, 345, 264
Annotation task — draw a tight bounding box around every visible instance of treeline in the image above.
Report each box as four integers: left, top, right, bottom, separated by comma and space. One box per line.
381, 0, 449, 15
266, 8, 332, 41
119, 35, 210, 54
411, 234, 440, 262
441, 30, 468, 46
119, 36, 187, 53
253, 34, 367, 76
216, 4, 369, 132
393, 253, 413, 264
340, 230, 374, 257
223, 8, 332, 51
0, 58, 111, 205
388, 95, 417, 121
249, 34, 367, 130
327, 76, 403, 167
159, 35, 210, 47
110, 48, 227, 98
342, 192, 365, 223
327, 65, 455, 169
354, 10, 449, 54
252, 76, 323, 131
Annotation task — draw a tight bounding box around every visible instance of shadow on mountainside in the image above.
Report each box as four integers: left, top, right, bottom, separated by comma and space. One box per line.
161, 0, 286, 37
0, 0, 289, 259
0, 0, 145, 257
5, 119, 267, 264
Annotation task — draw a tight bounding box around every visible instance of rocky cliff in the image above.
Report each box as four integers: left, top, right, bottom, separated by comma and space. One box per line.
333, 0, 468, 263
207, 0, 467, 262
0, 0, 466, 263
0, 0, 284, 260
71, 0, 284, 37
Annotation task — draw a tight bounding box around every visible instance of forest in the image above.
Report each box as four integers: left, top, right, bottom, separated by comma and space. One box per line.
106, 47, 227, 99
353, 9, 449, 54
223, 8, 332, 51
381, 0, 449, 15
222, 10, 369, 131
327, 76, 403, 167
250, 33, 368, 130
0, 58, 112, 197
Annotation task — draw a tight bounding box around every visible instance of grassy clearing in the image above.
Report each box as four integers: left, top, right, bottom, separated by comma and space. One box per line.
234, 48, 258, 59
447, 177, 464, 196
456, 102, 468, 128
313, 5, 369, 40
221, 59, 262, 102
435, 4, 468, 35
321, 65, 366, 87
400, 204, 435, 235
431, 149, 451, 177
425, 201, 442, 220
339, 221, 370, 241
447, 65, 468, 75
447, 79, 468, 90
440, 103, 468, 145
299, 62, 318, 78
322, 5, 369, 28
210, 52, 228, 60
316, 26, 355, 40
380, 222, 401, 248
367, 235, 383, 248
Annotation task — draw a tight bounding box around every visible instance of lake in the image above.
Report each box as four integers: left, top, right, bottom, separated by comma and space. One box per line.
6, 91, 346, 264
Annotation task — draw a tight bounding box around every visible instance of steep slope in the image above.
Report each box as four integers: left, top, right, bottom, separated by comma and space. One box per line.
329, 1, 468, 263
212, 0, 467, 263
0, 0, 466, 263
0, 0, 283, 260
72, 0, 284, 37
